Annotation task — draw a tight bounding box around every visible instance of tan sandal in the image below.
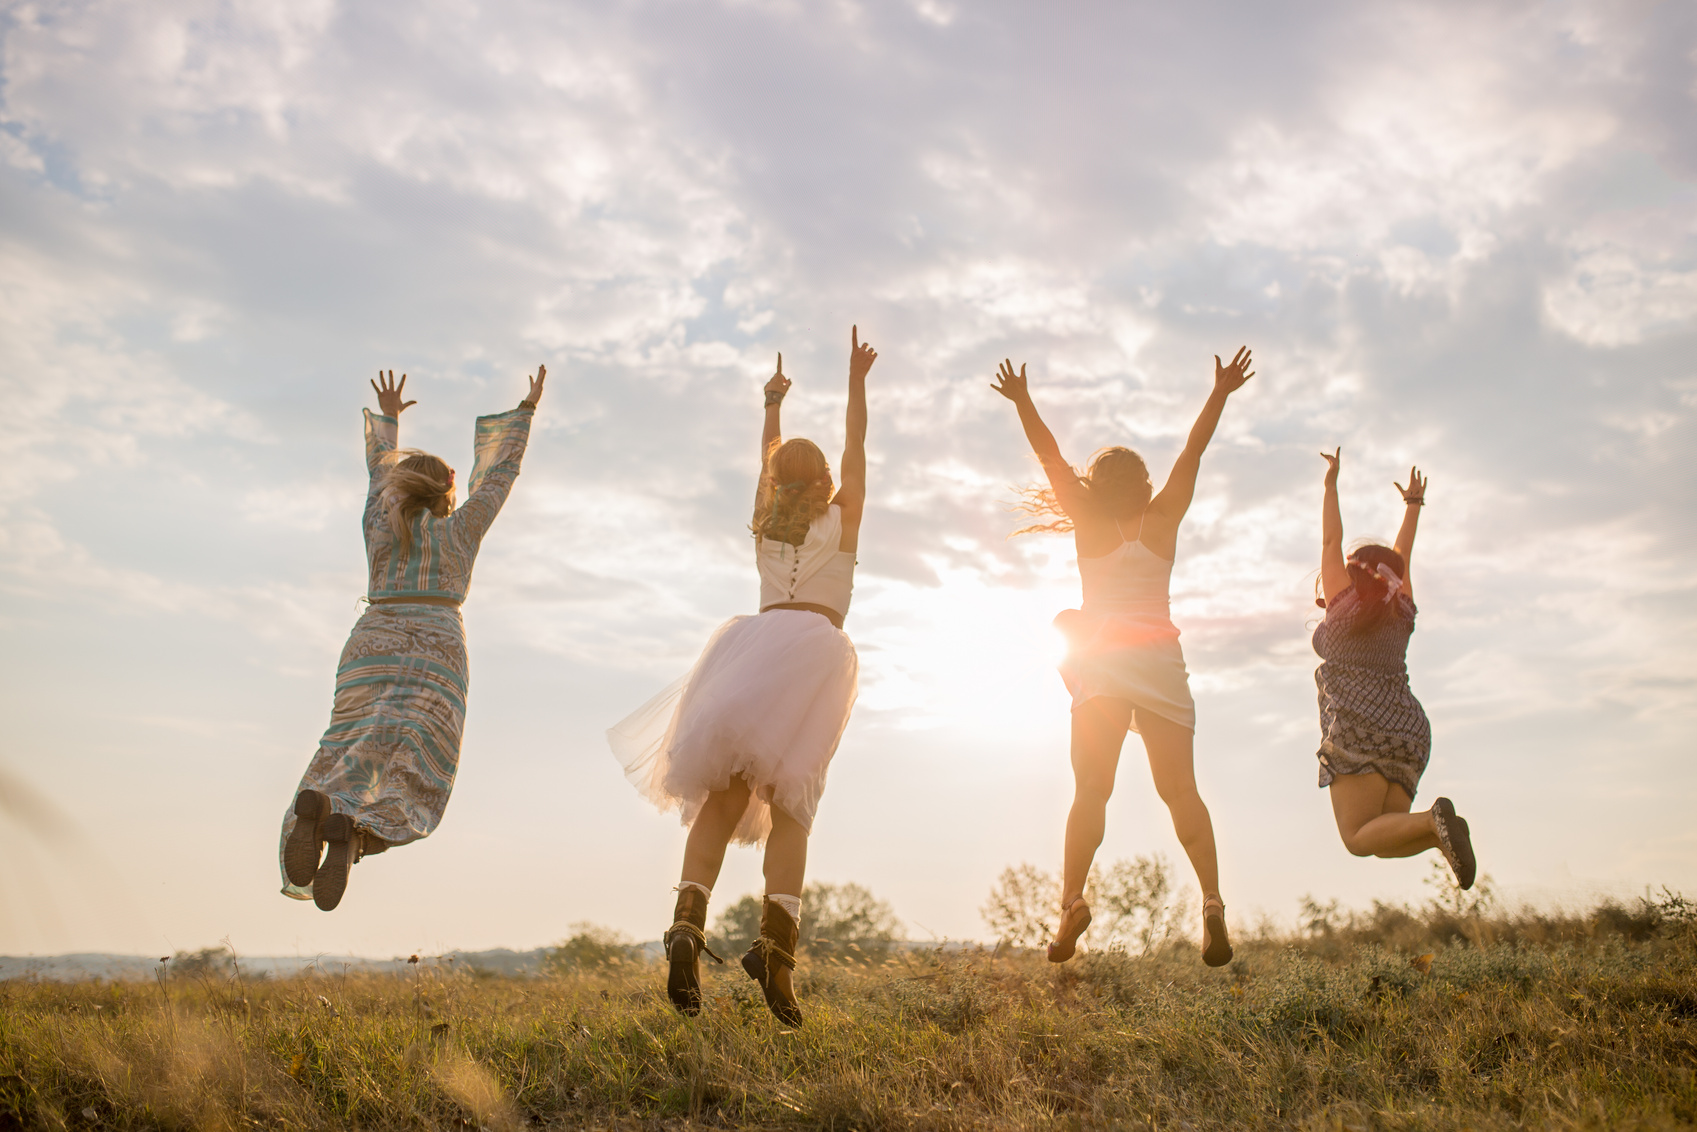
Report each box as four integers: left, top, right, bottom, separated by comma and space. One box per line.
1202, 894, 1232, 967
1047, 896, 1092, 963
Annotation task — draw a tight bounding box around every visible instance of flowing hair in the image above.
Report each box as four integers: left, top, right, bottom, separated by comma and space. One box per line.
1315, 541, 1408, 635
752, 438, 834, 547
1010, 446, 1153, 536
377, 449, 456, 557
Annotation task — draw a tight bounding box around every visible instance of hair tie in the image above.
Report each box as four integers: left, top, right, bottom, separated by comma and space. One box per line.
778, 480, 807, 492
1373, 562, 1404, 603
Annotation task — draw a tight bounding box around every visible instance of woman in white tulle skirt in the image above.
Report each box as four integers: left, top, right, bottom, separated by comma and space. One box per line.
609, 327, 878, 1025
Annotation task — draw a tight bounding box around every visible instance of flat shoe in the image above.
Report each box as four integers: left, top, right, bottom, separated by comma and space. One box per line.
284, 790, 332, 887
1432, 797, 1477, 890
313, 812, 361, 912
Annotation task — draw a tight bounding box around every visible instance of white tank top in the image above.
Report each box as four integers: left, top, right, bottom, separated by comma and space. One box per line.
758, 503, 856, 619
1078, 538, 1175, 624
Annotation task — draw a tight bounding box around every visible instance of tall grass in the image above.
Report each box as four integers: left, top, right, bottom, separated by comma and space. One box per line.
3, 897, 1694, 1130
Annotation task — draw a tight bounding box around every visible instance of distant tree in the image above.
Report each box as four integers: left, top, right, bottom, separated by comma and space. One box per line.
545, 923, 641, 972
171, 946, 235, 978
981, 863, 1057, 950
803, 882, 901, 962
711, 883, 901, 963
1092, 854, 1190, 956
711, 894, 765, 955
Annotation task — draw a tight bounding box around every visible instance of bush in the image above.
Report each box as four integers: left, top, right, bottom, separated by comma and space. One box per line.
544, 924, 641, 972
711, 882, 901, 963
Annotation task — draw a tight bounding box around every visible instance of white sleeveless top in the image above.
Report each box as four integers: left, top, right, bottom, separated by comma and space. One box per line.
1078, 538, 1176, 624
758, 503, 856, 619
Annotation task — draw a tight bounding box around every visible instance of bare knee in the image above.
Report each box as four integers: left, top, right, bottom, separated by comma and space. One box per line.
1072, 776, 1114, 811
1339, 830, 1374, 857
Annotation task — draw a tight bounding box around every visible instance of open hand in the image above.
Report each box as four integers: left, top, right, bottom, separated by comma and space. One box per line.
764, 353, 791, 402
849, 325, 878, 381
1214, 347, 1255, 394
526, 364, 546, 407
992, 359, 1030, 403
1395, 466, 1427, 505
1321, 446, 1340, 487
370, 370, 416, 417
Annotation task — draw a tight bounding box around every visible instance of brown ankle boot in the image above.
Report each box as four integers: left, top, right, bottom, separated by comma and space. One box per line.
741, 897, 802, 1025
663, 887, 722, 1016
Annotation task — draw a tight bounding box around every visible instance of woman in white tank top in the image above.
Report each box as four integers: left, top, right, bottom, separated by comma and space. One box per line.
609, 327, 877, 1026
992, 348, 1256, 968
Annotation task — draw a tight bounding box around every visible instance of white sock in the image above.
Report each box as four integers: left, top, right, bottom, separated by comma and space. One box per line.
677, 881, 711, 899
766, 892, 801, 923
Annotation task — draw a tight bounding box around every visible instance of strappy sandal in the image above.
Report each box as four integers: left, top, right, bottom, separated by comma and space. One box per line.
741, 898, 803, 1025
284, 790, 332, 887
1202, 894, 1233, 967
664, 887, 723, 1017
1431, 797, 1477, 890
1047, 896, 1092, 963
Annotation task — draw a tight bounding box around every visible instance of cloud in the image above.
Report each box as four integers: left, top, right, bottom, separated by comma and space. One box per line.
0, 0, 1693, 951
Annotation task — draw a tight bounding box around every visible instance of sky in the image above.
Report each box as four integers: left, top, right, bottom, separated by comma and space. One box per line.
1, 0, 1693, 960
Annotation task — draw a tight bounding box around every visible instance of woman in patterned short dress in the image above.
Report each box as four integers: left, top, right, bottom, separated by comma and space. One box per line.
279, 366, 544, 911
1314, 448, 1476, 888
992, 348, 1256, 968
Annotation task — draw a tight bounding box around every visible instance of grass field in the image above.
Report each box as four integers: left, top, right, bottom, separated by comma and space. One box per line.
3, 895, 1694, 1131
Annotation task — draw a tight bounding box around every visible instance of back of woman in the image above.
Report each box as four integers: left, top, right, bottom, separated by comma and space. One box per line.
277, 367, 543, 913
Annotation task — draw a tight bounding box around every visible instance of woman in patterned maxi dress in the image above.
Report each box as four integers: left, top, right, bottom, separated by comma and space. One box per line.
1314, 449, 1477, 888
279, 367, 544, 911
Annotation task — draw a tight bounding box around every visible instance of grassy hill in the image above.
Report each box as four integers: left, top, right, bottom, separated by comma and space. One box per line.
2, 894, 1693, 1130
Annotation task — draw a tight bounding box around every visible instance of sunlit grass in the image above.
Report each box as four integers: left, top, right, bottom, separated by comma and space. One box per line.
2, 904, 1694, 1130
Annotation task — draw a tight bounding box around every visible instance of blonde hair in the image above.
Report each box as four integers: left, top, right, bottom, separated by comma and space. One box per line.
753, 438, 834, 547
1011, 446, 1152, 536
378, 450, 456, 557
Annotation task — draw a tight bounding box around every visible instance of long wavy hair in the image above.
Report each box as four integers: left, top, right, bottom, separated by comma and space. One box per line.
1011, 446, 1153, 536
377, 450, 456, 557
1315, 541, 1408, 635
753, 438, 834, 547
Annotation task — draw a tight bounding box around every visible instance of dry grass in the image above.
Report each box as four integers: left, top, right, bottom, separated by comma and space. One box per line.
3, 905, 1695, 1130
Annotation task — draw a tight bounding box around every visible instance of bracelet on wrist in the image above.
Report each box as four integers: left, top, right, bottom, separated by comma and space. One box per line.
518, 398, 537, 411
1403, 496, 1424, 506
764, 390, 785, 407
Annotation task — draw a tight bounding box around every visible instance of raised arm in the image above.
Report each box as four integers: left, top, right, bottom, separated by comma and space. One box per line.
1142, 348, 1253, 555
833, 326, 876, 551
452, 366, 544, 547
1320, 447, 1350, 604
992, 360, 1089, 517
755, 354, 790, 513
365, 369, 414, 476
1391, 465, 1426, 601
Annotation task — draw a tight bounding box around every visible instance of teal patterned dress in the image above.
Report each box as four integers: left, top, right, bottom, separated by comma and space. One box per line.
279, 406, 533, 900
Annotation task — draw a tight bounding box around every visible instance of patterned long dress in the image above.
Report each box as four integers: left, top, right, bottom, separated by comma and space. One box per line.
278, 406, 532, 900
1312, 587, 1432, 799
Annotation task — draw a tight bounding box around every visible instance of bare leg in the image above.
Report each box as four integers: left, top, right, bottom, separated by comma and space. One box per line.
680, 777, 754, 890
1062, 697, 1134, 904
1135, 707, 1221, 899
1329, 772, 1439, 858
762, 802, 809, 897
761, 802, 808, 1006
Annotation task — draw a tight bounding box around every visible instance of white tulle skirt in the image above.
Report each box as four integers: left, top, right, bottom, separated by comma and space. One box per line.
608, 609, 859, 846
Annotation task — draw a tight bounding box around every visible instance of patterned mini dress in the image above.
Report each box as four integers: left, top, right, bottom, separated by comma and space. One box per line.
1312, 587, 1431, 798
